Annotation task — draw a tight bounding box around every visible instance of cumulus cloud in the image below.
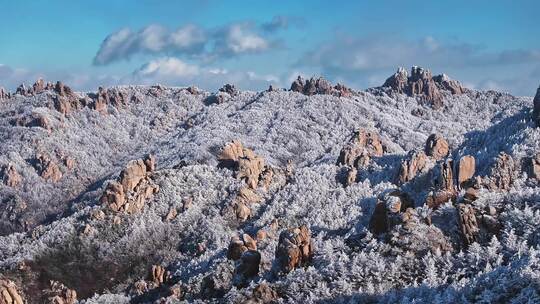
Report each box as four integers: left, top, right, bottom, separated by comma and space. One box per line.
211, 23, 270, 58
93, 24, 206, 65
93, 18, 291, 65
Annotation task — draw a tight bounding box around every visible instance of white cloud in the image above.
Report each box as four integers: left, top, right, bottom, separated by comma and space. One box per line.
94, 20, 283, 65
134, 57, 199, 78
93, 24, 207, 65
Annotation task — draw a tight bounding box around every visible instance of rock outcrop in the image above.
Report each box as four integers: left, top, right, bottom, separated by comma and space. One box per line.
457, 203, 479, 246
337, 129, 384, 167
382, 66, 465, 109
151, 265, 170, 285
275, 225, 313, 273
219, 140, 266, 189
290, 76, 352, 97
0, 279, 24, 304
529, 153, 540, 180
534, 84, 540, 127
424, 134, 449, 160
456, 155, 475, 189
2, 164, 22, 188
0, 87, 10, 100
397, 150, 428, 184
34, 154, 62, 182
47, 281, 77, 304
486, 152, 516, 190
227, 234, 257, 261
100, 155, 159, 214
370, 190, 414, 234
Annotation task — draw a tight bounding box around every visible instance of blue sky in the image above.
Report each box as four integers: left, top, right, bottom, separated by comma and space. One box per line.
1, 0, 539, 95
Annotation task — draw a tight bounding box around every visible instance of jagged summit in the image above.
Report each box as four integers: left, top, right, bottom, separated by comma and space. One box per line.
289, 75, 353, 97
378, 66, 466, 109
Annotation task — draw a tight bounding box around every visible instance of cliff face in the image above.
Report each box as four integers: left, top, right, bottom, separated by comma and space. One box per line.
0, 73, 539, 303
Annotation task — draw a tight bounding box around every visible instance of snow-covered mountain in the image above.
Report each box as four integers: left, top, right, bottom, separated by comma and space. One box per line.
1, 67, 540, 303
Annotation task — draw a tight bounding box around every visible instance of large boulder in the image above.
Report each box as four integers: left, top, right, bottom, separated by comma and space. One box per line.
219, 140, 266, 189
397, 150, 428, 184
424, 133, 449, 160
275, 225, 313, 273
369, 190, 414, 234
337, 129, 384, 167
227, 234, 257, 261
456, 155, 475, 189
100, 155, 158, 214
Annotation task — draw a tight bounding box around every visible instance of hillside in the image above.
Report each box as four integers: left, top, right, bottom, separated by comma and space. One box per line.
1, 67, 540, 303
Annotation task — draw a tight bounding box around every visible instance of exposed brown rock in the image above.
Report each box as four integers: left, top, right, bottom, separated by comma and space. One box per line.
425, 190, 456, 209
12, 113, 52, 130
435, 159, 455, 192
233, 250, 261, 287
424, 134, 449, 160
457, 203, 479, 246
238, 155, 265, 189
164, 207, 178, 221
259, 166, 274, 190
486, 152, 516, 190
47, 280, 77, 304
2, 164, 22, 188
0, 279, 24, 304
119, 159, 147, 193
456, 155, 475, 189
0, 87, 10, 100
275, 225, 313, 273
151, 265, 170, 285
382, 67, 465, 109
219, 140, 266, 189
234, 201, 251, 222
290, 76, 353, 97
218, 140, 245, 168
534, 84, 540, 127
227, 234, 257, 261
236, 187, 262, 205
100, 181, 126, 212
342, 166, 357, 187
337, 129, 384, 167
144, 154, 156, 172
529, 153, 540, 180
397, 150, 427, 184
100, 157, 159, 214
370, 190, 414, 234
35, 154, 62, 182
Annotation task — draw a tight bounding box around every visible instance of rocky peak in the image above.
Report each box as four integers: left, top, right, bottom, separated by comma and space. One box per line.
381, 66, 466, 109
0, 87, 9, 100
290, 76, 352, 97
